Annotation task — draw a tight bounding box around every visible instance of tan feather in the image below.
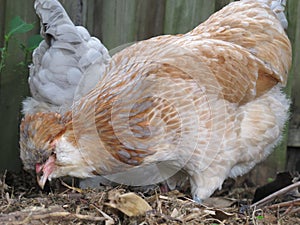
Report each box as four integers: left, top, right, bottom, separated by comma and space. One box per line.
20, 0, 292, 201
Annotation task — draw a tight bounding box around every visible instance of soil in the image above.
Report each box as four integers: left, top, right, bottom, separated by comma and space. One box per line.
0, 170, 299, 225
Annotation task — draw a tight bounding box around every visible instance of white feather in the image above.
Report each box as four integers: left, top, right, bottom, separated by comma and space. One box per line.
24, 0, 111, 115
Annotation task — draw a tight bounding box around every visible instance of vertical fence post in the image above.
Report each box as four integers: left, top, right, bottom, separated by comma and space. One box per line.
0, 0, 38, 171
164, 0, 215, 34
287, 0, 300, 172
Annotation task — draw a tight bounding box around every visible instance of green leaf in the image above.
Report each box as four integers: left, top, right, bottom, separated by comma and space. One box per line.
256, 215, 264, 220
4, 34, 9, 41
0, 48, 3, 52
27, 35, 43, 50
7, 16, 34, 38
18, 61, 26, 67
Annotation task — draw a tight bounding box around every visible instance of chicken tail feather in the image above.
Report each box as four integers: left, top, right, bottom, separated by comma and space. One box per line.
34, 0, 80, 43
255, 0, 288, 29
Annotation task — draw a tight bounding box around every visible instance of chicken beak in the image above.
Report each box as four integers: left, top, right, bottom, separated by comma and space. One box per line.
35, 154, 56, 189
37, 172, 47, 189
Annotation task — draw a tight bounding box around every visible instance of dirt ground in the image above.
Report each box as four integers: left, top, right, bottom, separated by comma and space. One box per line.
0, 170, 299, 225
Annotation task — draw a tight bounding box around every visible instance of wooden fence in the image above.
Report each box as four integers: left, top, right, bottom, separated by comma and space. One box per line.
0, 0, 299, 184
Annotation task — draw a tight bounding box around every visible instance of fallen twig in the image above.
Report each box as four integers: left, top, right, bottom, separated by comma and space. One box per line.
265, 198, 300, 210
0, 205, 105, 224
147, 209, 184, 223
250, 181, 300, 208
204, 217, 226, 225
2, 192, 13, 212
13, 211, 105, 224
0, 170, 10, 195
288, 207, 300, 216
281, 204, 295, 217
60, 179, 83, 193
91, 203, 115, 225
11, 211, 103, 224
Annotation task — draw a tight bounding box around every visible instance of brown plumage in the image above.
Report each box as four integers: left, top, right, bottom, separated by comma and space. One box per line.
20, 0, 291, 202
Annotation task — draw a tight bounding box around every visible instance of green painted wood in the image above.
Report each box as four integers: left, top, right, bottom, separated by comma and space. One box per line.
0, 0, 299, 177
0, 0, 6, 47
93, 0, 138, 50
0, 0, 38, 171
135, 0, 166, 40
83, 0, 95, 33
287, 0, 300, 97
90, 0, 104, 44
287, 0, 300, 147
90, 0, 166, 51
60, 0, 84, 25
214, 0, 235, 11
248, 0, 300, 184
164, 0, 215, 34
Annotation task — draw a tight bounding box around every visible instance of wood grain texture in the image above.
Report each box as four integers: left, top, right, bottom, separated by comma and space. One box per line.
0, 0, 6, 48
286, 0, 300, 177
164, 0, 215, 34
93, 0, 138, 50
0, 0, 38, 171
135, 0, 166, 40
249, 0, 300, 184
60, 0, 84, 25
0, 0, 298, 181
214, 0, 236, 11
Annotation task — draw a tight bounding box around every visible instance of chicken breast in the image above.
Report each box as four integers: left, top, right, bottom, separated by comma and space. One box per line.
20, 0, 291, 202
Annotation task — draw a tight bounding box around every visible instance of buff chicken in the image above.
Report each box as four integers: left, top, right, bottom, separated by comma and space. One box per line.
20, 0, 291, 202
22, 0, 110, 115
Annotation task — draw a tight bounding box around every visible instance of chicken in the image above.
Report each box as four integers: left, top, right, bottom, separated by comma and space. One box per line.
20, 0, 291, 202
22, 0, 111, 115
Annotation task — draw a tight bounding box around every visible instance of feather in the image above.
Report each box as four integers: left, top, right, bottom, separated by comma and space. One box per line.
20, 0, 292, 202
23, 0, 111, 115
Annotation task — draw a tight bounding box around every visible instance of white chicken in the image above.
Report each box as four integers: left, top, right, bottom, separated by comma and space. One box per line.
22, 0, 111, 114
20, 0, 291, 202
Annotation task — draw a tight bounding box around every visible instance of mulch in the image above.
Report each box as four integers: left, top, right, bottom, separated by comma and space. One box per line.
0, 170, 299, 225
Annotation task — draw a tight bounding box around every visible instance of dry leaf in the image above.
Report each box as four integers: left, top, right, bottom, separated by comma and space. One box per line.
170, 208, 179, 218
203, 208, 234, 221
203, 197, 235, 208
106, 191, 152, 217
214, 209, 235, 221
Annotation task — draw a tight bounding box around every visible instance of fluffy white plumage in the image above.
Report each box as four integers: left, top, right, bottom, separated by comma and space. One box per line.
22, 0, 111, 114
257, 0, 288, 28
